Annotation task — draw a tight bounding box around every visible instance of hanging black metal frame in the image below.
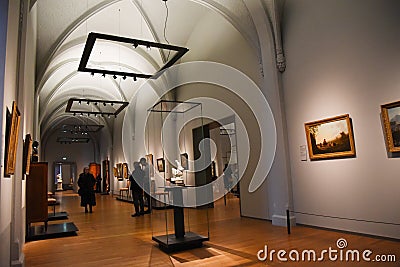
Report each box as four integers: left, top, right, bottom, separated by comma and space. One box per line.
78, 32, 189, 79
65, 98, 129, 117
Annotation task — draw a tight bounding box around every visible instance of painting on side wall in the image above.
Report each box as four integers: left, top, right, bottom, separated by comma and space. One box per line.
381, 100, 400, 153
157, 158, 165, 172
4, 101, 21, 176
122, 163, 129, 179
180, 153, 188, 170
305, 114, 356, 160
23, 134, 33, 176
145, 154, 154, 177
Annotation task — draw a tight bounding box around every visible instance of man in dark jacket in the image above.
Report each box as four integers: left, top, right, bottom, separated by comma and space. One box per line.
78, 167, 96, 213
129, 162, 144, 217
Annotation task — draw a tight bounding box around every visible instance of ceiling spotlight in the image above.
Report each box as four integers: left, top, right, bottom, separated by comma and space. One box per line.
114, 115, 117, 118
95, 114, 98, 117
78, 100, 81, 105
80, 113, 83, 116
87, 101, 90, 105
90, 72, 94, 76
108, 114, 111, 118
73, 113, 76, 116
94, 102, 98, 105
113, 75, 117, 79
103, 102, 106, 106
102, 73, 106, 77
146, 45, 151, 51
111, 103, 114, 106
133, 42, 138, 48
133, 75, 137, 82
122, 76, 126, 80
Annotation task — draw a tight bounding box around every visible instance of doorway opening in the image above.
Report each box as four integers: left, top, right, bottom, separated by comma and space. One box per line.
53, 162, 77, 192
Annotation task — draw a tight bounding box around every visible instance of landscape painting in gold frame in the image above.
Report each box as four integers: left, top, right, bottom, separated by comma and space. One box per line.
305, 114, 355, 160
5, 101, 21, 176
381, 100, 400, 153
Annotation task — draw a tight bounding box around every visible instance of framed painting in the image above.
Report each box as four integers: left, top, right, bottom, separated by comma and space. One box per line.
157, 158, 165, 172
116, 163, 123, 178
305, 114, 356, 160
145, 154, 154, 177
23, 134, 33, 176
4, 101, 21, 176
113, 167, 118, 177
122, 163, 129, 179
381, 100, 400, 152
180, 153, 188, 170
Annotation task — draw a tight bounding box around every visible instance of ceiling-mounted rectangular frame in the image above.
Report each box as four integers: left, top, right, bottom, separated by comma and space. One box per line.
65, 98, 128, 117
78, 32, 189, 79
148, 100, 201, 114
61, 124, 104, 133
57, 137, 90, 144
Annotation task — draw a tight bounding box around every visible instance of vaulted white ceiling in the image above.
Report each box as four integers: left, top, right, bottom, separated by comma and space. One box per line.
35, 0, 260, 143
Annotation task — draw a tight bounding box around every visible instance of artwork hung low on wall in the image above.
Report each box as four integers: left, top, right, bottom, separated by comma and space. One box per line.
381, 100, 400, 153
304, 114, 356, 160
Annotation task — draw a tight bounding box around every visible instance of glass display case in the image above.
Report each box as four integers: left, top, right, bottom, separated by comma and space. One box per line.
147, 100, 210, 252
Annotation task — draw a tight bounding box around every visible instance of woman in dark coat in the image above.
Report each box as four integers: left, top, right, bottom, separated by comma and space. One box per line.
129, 162, 144, 217
78, 167, 96, 213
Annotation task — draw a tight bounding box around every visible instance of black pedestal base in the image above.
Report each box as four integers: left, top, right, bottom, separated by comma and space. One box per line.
26, 222, 78, 242
152, 232, 209, 253
48, 211, 68, 221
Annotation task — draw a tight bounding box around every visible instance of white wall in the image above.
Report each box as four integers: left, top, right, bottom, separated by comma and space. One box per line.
1, 0, 37, 265
282, 0, 400, 238
176, 8, 292, 221
0, 0, 11, 264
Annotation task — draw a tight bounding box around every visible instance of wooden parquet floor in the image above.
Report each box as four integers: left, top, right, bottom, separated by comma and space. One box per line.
23, 191, 400, 266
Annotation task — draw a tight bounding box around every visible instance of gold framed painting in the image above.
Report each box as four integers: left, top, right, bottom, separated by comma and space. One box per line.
381, 100, 400, 152
122, 163, 129, 179
305, 114, 356, 160
5, 101, 21, 176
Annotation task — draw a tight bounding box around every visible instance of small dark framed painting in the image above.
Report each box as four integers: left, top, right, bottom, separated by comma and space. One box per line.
381, 100, 400, 153
23, 134, 33, 176
305, 114, 356, 160
157, 158, 165, 172
180, 153, 188, 170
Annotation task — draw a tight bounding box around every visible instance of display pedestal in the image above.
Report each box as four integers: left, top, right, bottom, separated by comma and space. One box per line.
152, 186, 208, 252
56, 181, 63, 191
26, 222, 78, 241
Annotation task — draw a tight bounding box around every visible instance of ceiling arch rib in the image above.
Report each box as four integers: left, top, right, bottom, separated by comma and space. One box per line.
41, 96, 112, 137
40, 86, 121, 125
41, 115, 104, 161
190, 0, 260, 58
39, 39, 162, 94
37, 0, 122, 82
37, 0, 165, 85
39, 61, 143, 117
